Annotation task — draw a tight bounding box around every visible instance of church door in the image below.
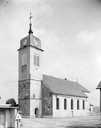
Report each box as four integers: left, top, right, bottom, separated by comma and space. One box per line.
35, 108, 39, 118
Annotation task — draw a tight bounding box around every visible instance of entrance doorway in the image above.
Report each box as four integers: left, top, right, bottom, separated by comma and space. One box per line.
35, 108, 39, 118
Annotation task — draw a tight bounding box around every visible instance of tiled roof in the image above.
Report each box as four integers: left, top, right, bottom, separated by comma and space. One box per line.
20, 34, 41, 48
96, 81, 101, 89
43, 75, 89, 98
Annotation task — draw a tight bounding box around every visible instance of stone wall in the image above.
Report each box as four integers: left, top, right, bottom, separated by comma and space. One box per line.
41, 83, 52, 116
0, 107, 16, 128
18, 80, 30, 116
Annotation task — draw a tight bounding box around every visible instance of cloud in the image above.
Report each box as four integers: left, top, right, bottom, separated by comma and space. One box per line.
13, 0, 34, 4
77, 30, 101, 44
0, 0, 100, 106
0, 0, 7, 5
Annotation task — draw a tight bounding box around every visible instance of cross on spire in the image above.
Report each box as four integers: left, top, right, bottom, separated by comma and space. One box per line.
29, 10, 33, 34
29, 11, 32, 24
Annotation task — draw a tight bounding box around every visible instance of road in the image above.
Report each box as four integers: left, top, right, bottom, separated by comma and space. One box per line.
21, 113, 101, 128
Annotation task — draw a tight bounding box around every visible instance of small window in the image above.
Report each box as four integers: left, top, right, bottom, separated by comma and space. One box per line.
21, 53, 27, 65
64, 99, 67, 110
37, 56, 39, 66
21, 65, 27, 72
71, 99, 73, 110
21, 65, 27, 79
77, 100, 79, 110
34, 55, 40, 66
83, 100, 85, 109
56, 98, 59, 110
34, 55, 36, 66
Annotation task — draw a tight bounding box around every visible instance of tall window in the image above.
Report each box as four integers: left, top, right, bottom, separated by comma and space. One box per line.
21, 53, 27, 65
21, 64, 27, 79
83, 100, 85, 109
71, 99, 73, 110
56, 98, 59, 110
34, 55, 39, 66
64, 99, 67, 110
77, 100, 79, 110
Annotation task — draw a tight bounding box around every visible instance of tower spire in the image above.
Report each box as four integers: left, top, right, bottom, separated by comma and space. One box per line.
29, 11, 33, 34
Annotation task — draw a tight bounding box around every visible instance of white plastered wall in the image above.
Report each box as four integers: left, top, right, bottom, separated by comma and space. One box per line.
52, 94, 89, 117
30, 80, 42, 117
29, 45, 43, 117
30, 47, 43, 80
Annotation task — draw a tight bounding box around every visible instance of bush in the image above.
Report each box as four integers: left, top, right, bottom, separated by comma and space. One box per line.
6, 98, 17, 107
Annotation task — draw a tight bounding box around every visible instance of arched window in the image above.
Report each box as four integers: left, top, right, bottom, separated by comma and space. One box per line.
64, 99, 67, 110
77, 100, 79, 110
56, 98, 59, 109
83, 100, 85, 109
71, 99, 73, 110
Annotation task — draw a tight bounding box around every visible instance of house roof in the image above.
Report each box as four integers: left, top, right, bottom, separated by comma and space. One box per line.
96, 81, 101, 89
43, 75, 89, 98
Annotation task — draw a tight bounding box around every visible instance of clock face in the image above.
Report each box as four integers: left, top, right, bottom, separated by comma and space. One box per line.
29, 36, 41, 48
34, 40, 38, 46
34, 39, 41, 48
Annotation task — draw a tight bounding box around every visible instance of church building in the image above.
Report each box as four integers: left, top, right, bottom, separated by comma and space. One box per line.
18, 14, 89, 118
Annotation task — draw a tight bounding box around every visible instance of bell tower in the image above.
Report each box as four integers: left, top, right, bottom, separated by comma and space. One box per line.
18, 12, 43, 117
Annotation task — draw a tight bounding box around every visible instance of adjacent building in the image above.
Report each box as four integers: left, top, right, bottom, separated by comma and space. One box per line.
0, 104, 16, 128
18, 17, 89, 117
96, 81, 101, 112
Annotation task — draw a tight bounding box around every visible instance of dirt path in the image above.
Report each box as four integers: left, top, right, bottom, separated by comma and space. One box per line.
21, 113, 101, 128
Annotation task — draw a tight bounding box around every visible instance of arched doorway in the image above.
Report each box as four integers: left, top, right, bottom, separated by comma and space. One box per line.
35, 108, 39, 118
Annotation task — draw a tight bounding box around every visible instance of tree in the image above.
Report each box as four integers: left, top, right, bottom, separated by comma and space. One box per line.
6, 98, 17, 107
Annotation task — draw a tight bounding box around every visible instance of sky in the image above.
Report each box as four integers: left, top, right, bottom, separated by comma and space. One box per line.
0, 0, 101, 106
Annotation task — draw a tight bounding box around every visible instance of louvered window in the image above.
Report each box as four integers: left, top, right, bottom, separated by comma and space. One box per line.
34, 55, 39, 66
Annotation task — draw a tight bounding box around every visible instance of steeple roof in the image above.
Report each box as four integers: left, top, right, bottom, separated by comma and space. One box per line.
18, 12, 44, 52
18, 34, 43, 51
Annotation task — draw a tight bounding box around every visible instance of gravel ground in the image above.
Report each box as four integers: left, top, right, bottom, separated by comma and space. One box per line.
21, 113, 101, 128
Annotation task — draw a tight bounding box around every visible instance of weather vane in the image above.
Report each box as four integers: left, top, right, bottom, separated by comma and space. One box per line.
29, 10, 33, 34
29, 11, 32, 24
